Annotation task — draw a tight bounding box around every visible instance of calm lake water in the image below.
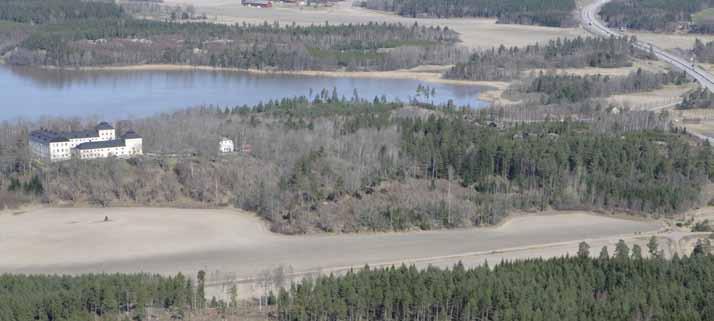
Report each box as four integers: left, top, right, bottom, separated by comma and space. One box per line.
0, 65, 488, 121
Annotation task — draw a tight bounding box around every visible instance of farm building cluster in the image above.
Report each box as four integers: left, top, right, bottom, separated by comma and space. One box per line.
29, 122, 143, 161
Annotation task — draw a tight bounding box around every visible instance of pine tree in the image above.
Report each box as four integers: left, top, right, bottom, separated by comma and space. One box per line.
647, 236, 659, 258
598, 246, 609, 260
615, 240, 630, 260
577, 241, 590, 258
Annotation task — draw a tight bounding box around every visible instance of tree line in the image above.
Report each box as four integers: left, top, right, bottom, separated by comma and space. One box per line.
276, 240, 714, 321
601, 0, 714, 33
0, 0, 125, 24
0, 272, 209, 321
519, 69, 688, 104
359, 0, 577, 27
678, 86, 714, 109
445, 36, 642, 81
0, 0, 468, 71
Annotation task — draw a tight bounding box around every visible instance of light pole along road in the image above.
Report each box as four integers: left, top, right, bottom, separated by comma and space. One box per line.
581, 0, 714, 93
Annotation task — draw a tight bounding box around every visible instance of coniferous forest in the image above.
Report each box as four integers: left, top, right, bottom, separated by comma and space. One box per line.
679, 86, 714, 109
445, 37, 642, 81
276, 248, 714, 321
1, 242, 712, 321
601, 0, 714, 33
0, 273, 201, 321
360, 0, 577, 27
521, 69, 687, 104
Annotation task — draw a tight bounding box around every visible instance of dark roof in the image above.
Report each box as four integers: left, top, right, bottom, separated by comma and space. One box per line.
64, 130, 99, 140
75, 139, 126, 150
29, 130, 69, 143
96, 122, 114, 130
122, 130, 142, 139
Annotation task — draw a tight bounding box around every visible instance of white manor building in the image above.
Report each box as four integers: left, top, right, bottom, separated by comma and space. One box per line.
29, 122, 143, 161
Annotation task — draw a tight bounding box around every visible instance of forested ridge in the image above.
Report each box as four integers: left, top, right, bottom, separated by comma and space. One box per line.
0, 0, 125, 24
276, 245, 714, 321
1, 94, 711, 233
445, 36, 641, 81
360, 0, 577, 27
401, 117, 711, 217
0, 0, 466, 71
520, 69, 688, 104
601, 0, 714, 33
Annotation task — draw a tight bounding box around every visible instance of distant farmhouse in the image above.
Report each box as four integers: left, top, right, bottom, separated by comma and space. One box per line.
29, 122, 143, 161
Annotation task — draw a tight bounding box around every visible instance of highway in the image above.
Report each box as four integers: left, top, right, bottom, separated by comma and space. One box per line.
581, 0, 714, 93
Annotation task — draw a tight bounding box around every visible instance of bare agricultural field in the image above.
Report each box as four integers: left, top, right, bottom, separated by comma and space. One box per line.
626, 30, 714, 50
607, 84, 694, 111
524, 59, 670, 78
0, 207, 660, 279
163, 0, 587, 49
674, 108, 714, 139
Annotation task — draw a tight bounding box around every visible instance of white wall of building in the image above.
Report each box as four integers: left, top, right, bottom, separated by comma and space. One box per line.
30, 126, 141, 161
98, 129, 116, 141
124, 138, 143, 156
219, 139, 234, 153
75, 141, 143, 160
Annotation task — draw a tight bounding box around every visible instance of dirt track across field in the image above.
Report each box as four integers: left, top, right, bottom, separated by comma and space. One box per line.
0, 207, 660, 277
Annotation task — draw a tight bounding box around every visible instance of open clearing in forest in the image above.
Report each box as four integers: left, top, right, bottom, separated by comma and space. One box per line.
626, 30, 714, 50
526, 59, 670, 78
607, 84, 694, 110
0, 207, 660, 278
675, 108, 714, 138
162, 0, 587, 49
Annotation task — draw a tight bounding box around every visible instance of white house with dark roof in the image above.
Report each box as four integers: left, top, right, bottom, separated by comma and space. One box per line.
29, 122, 142, 161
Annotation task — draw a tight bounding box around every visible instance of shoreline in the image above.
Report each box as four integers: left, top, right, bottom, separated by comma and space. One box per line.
32, 63, 509, 104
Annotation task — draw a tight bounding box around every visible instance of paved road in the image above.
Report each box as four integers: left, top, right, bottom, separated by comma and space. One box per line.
581, 0, 714, 93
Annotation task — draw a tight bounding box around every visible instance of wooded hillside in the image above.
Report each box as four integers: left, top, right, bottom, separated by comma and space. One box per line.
601, 0, 714, 33
0, 0, 467, 71
0, 0, 125, 24
5, 20, 464, 71
1, 96, 710, 233
519, 69, 687, 104
445, 37, 641, 81
360, 0, 577, 27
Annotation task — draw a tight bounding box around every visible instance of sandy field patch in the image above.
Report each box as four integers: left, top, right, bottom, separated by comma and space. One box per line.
0, 207, 660, 278
607, 84, 694, 110
684, 122, 714, 138
674, 108, 714, 139
0, 207, 274, 269
524, 59, 670, 78
161, 0, 586, 49
627, 30, 714, 50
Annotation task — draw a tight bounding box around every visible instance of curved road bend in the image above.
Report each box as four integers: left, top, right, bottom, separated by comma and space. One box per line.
581, 0, 714, 93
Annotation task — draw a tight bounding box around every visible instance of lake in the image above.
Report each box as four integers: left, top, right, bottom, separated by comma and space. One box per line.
0, 65, 488, 121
